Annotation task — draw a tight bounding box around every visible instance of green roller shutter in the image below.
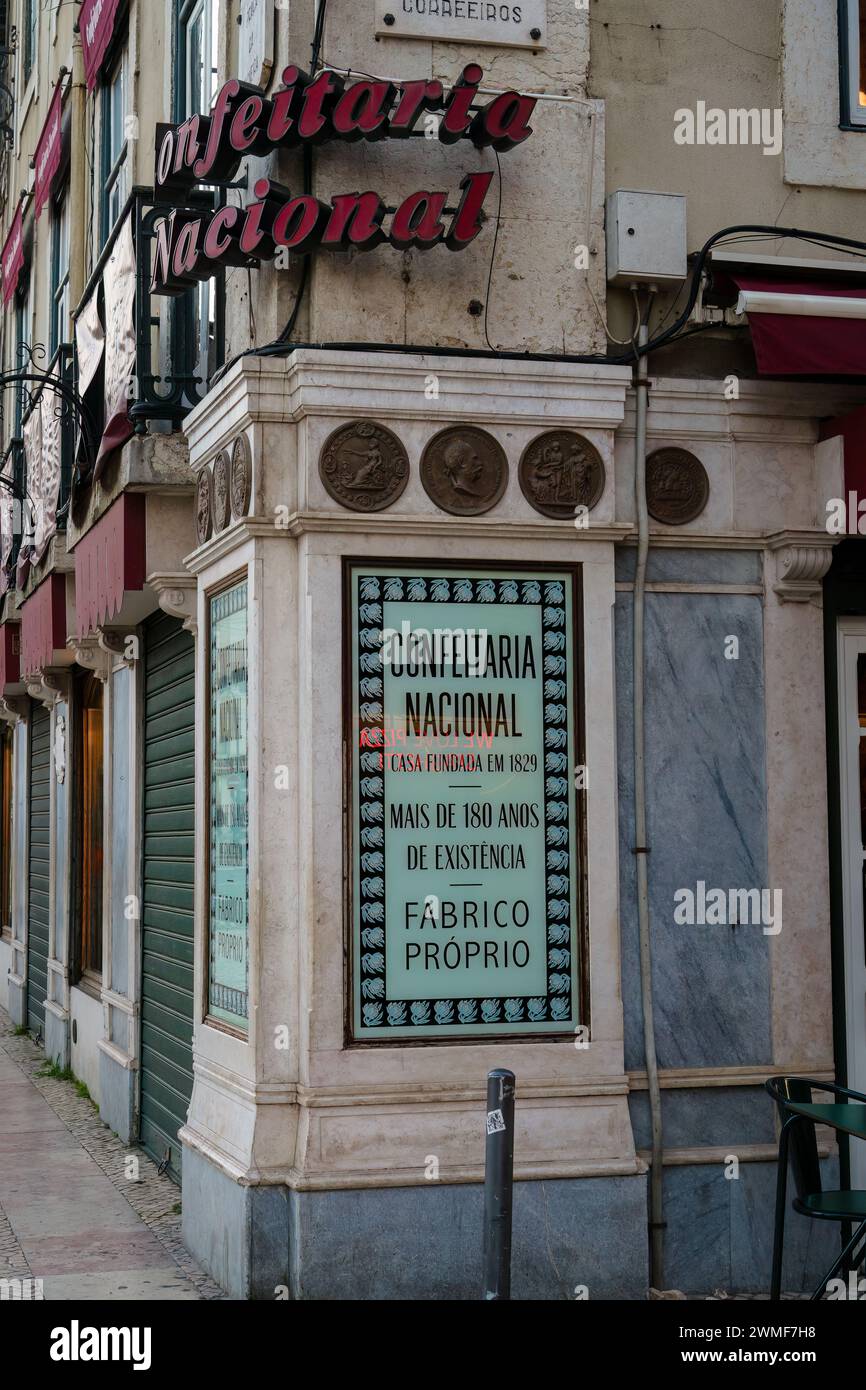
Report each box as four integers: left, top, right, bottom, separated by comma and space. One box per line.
140, 612, 195, 1182
27, 704, 50, 1038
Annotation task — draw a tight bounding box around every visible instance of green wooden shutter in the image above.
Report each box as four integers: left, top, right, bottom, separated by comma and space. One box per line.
140, 613, 196, 1182
27, 704, 50, 1038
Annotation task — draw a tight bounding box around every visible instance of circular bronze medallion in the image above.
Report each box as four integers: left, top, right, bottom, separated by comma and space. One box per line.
420, 426, 508, 517
196, 468, 213, 545
519, 430, 606, 520
231, 434, 252, 519
212, 451, 231, 532
319, 421, 409, 512
646, 448, 709, 525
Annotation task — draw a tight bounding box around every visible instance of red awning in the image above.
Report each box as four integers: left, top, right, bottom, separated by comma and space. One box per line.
80, 0, 123, 92
730, 274, 866, 376
33, 84, 64, 221
74, 493, 146, 639
20, 574, 67, 678
1, 203, 24, 307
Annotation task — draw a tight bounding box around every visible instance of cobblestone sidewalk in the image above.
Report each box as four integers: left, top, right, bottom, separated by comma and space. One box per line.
0, 1008, 226, 1300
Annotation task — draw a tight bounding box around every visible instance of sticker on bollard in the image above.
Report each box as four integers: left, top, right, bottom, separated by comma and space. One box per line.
483, 1069, 516, 1300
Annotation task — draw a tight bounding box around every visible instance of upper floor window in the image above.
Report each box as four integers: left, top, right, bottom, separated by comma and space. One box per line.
176, 0, 224, 388
22, 0, 36, 84
180, 0, 219, 117
841, 0, 866, 127
100, 47, 129, 244
50, 186, 70, 354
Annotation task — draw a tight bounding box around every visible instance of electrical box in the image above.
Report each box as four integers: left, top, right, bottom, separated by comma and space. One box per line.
606, 190, 687, 287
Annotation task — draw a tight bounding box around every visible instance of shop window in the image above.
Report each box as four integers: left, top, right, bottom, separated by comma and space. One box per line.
50, 185, 70, 355
841, 0, 866, 127
100, 46, 129, 245
73, 673, 104, 983
0, 724, 13, 934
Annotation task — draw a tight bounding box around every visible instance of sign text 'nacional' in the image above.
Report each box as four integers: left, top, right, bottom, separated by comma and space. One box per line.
151, 63, 537, 295
350, 565, 582, 1041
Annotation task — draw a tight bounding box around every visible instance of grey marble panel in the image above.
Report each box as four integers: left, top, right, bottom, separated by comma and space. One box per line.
98, 1046, 135, 1143
661, 1158, 841, 1295
44, 1008, 69, 1071
288, 1174, 648, 1301
616, 592, 772, 1071
629, 1086, 777, 1151
182, 1145, 253, 1300
615, 548, 763, 585
730, 1156, 841, 1295
661, 1164, 731, 1292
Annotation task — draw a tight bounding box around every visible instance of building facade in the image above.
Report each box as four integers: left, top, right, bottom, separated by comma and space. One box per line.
0, 0, 864, 1299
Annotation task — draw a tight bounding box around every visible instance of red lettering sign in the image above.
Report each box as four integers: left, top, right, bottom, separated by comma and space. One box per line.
34, 85, 64, 220
155, 63, 536, 191
150, 61, 536, 297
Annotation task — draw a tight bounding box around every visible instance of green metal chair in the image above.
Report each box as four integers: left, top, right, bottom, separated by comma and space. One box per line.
766, 1076, 866, 1300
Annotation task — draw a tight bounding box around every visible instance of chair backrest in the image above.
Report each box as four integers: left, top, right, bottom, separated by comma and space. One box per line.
765, 1076, 822, 1200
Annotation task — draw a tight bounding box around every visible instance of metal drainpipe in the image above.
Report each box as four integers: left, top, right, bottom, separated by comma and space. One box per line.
632, 294, 665, 1289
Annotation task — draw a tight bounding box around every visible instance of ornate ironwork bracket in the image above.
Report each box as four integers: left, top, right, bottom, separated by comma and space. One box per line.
0, 343, 99, 489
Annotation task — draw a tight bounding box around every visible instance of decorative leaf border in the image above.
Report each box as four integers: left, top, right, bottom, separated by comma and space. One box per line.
354, 571, 576, 1033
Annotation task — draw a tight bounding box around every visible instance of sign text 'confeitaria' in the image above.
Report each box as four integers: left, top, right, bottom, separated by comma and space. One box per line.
150, 62, 537, 295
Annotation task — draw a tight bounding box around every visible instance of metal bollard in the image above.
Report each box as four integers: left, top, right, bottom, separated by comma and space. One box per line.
483, 1067, 515, 1300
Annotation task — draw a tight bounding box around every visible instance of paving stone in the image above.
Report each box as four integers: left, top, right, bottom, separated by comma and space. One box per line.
0, 1008, 227, 1301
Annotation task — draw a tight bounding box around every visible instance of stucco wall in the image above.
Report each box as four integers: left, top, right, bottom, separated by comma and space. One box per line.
590, 0, 866, 342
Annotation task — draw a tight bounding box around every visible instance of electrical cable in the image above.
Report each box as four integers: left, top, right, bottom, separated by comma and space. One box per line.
213, 169, 866, 382
482, 149, 503, 352
235, 0, 329, 358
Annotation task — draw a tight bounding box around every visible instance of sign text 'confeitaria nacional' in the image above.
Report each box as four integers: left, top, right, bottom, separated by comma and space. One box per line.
150, 62, 537, 295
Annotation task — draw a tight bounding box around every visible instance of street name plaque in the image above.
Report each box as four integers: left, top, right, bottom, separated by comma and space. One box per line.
349, 564, 582, 1040
374, 1, 548, 50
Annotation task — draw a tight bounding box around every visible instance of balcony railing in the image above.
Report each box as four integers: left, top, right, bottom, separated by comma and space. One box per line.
0, 341, 75, 588
73, 184, 214, 443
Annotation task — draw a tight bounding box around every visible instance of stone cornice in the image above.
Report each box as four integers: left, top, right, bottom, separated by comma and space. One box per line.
183, 349, 634, 468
